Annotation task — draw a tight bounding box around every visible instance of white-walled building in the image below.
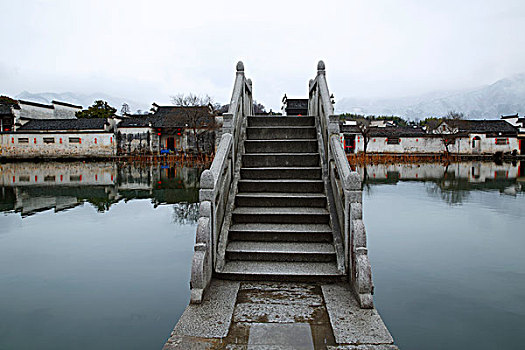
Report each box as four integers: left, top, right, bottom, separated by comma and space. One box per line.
0, 119, 116, 158
341, 120, 521, 155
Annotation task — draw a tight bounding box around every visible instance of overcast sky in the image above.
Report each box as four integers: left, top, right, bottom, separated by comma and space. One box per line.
1, 0, 525, 110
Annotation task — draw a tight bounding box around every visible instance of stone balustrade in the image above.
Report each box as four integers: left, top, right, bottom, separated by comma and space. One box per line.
190, 62, 253, 303
309, 61, 374, 308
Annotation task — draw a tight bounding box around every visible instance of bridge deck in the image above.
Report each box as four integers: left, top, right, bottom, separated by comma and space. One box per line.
164, 278, 397, 349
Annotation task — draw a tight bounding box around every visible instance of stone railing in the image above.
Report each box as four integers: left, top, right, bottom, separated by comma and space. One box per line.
308, 61, 374, 308
190, 62, 253, 304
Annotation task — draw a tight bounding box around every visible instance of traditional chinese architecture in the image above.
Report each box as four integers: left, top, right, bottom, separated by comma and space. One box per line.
0, 118, 116, 158
341, 119, 521, 155
281, 95, 308, 115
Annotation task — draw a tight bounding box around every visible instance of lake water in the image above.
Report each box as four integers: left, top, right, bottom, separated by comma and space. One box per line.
0, 160, 524, 349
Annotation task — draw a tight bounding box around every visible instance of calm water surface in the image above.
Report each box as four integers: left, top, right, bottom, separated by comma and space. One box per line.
361, 161, 525, 350
0, 162, 202, 350
0, 160, 524, 350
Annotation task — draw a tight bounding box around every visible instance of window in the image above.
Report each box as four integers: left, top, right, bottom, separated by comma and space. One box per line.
387, 138, 400, 145
19, 176, 30, 182
495, 170, 507, 178
43, 137, 55, 144
70, 175, 81, 182
495, 138, 507, 145
69, 137, 81, 143
44, 175, 56, 182
18, 138, 29, 144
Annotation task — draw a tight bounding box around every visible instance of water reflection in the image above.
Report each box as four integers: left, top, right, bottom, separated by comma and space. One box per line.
356, 161, 524, 205
0, 161, 204, 217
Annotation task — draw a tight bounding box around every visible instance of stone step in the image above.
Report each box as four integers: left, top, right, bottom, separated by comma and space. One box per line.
248, 116, 315, 127
217, 261, 343, 282
237, 179, 324, 193
244, 139, 318, 153
235, 192, 327, 207
226, 241, 335, 262
240, 167, 322, 180
242, 153, 319, 167
246, 126, 316, 140
229, 223, 333, 242
232, 207, 329, 224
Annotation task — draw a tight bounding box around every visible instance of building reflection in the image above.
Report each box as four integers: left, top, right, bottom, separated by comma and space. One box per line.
358, 161, 523, 204
0, 162, 204, 216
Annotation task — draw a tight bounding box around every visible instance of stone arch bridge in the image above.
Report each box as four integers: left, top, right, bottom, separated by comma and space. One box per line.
163, 61, 398, 349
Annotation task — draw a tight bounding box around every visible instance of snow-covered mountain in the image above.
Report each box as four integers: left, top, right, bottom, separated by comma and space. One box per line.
15, 91, 150, 114
336, 73, 525, 120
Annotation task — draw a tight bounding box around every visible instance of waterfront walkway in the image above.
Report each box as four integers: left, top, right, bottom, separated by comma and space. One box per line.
164, 280, 396, 349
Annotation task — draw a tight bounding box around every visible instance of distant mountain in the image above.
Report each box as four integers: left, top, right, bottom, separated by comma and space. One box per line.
336, 73, 525, 120
15, 91, 150, 114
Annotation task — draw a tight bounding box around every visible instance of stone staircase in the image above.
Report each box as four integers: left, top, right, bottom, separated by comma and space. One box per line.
217, 115, 343, 281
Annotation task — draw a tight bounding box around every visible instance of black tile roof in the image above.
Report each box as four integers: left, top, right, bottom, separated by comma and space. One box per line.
444, 120, 517, 135
119, 117, 154, 127
500, 113, 519, 119
286, 99, 308, 109
0, 104, 14, 115
341, 124, 427, 137
340, 124, 361, 133
18, 100, 54, 109
368, 126, 427, 137
17, 118, 108, 131
152, 106, 214, 128
52, 100, 82, 109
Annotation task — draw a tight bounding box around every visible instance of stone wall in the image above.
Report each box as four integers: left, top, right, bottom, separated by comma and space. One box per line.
0, 132, 116, 158
52, 103, 80, 119
117, 127, 158, 154
18, 103, 55, 120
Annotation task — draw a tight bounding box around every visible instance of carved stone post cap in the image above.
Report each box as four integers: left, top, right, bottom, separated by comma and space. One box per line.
236, 61, 245, 72
347, 172, 361, 190
317, 60, 326, 71
200, 169, 215, 189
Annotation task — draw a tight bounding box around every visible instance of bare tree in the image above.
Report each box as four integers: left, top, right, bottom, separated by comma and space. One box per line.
253, 100, 266, 114
356, 118, 372, 154
446, 111, 465, 120
171, 93, 215, 154
430, 111, 464, 156
121, 103, 131, 116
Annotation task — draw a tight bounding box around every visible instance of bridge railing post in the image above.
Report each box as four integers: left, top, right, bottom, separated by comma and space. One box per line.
310, 60, 374, 309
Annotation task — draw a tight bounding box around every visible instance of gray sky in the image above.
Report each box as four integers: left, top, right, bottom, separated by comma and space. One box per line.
1, 0, 525, 110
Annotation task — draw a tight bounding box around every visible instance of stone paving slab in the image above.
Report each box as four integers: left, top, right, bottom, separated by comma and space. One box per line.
164, 281, 398, 349
321, 284, 396, 346
248, 323, 314, 347
233, 282, 327, 324
165, 279, 240, 344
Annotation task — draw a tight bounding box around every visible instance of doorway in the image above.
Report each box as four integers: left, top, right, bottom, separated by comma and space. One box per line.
344, 135, 356, 153
472, 136, 481, 154
167, 137, 175, 151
